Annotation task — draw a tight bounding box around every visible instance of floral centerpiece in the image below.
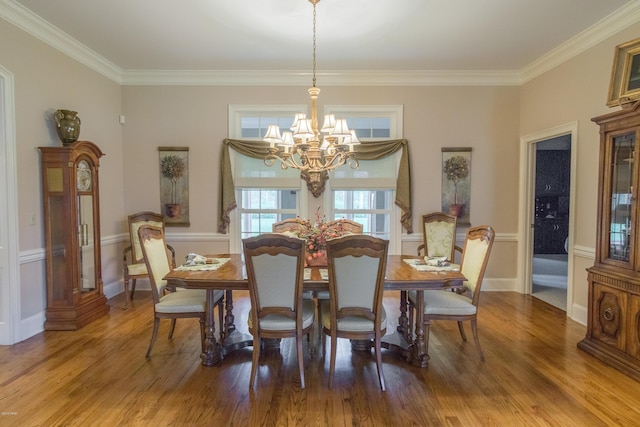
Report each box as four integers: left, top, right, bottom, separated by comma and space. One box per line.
295, 209, 349, 266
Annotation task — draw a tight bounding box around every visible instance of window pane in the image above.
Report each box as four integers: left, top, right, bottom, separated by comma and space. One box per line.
333, 189, 392, 239
240, 116, 296, 140
346, 117, 391, 139
238, 189, 299, 238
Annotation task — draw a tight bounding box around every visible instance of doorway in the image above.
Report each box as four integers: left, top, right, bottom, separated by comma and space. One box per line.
532, 136, 570, 309
0, 65, 20, 345
519, 123, 576, 317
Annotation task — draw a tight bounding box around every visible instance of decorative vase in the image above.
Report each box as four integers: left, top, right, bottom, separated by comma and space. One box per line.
165, 203, 182, 218
305, 249, 327, 267
449, 203, 465, 217
54, 109, 81, 146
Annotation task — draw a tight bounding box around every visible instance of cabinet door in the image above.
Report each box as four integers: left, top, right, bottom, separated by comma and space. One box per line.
600, 132, 635, 267
553, 219, 568, 254
592, 283, 627, 351
628, 294, 640, 360
536, 150, 569, 194
534, 219, 568, 254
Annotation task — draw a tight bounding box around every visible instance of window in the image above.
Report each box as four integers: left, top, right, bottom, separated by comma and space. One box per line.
228, 105, 308, 252
228, 105, 403, 254
326, 105, 403, 253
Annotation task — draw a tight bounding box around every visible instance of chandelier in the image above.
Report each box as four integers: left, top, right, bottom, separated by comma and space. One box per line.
262, 0, 359, 194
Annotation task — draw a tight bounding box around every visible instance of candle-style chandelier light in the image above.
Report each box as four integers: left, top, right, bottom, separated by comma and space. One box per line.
262, 0, 360, 193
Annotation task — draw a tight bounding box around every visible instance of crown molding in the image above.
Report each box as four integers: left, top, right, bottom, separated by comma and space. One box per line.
3, 0, 640, 87
120, 69, 522, 86
0, 0, 122, 83
521, 1, 640, 83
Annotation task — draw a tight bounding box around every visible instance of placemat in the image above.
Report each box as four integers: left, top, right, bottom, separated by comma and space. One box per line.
403, 258, 460, 272
175, 257, 231, 271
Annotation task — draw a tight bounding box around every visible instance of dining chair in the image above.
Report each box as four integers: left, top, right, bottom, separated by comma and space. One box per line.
272, 217, 310, 234
243, 233, 315, 390
122, 211, 175, 307
408, 225, 495, 361
314, 219, 364, 301
138, 224, 224, 358
320, 234, 389, 391
326, 218, 363, 234
417, 212, 461, 262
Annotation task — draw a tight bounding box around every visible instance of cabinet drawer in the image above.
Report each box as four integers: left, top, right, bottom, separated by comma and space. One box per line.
592, 283, 627, 351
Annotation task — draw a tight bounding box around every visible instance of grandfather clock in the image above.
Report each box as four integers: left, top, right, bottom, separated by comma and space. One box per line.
39, 141, 109, 330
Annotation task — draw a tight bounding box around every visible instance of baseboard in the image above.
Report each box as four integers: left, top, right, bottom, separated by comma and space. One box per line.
571, 303, 587, 326
104, 279, 150, 300
482, 278, 518, 291
19, 311, 44, 343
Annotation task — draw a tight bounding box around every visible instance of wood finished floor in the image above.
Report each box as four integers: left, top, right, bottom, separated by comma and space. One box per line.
1, 291, 640, 426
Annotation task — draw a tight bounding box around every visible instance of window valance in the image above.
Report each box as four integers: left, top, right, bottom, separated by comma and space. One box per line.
218, 138, 412, 234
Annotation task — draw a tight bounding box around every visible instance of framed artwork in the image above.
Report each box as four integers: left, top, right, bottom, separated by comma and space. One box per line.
159, 146, 190, 227
441, 147, 471, 226
607, 37, 640, 107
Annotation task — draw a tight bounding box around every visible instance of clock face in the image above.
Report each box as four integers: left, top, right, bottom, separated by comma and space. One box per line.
76, 160, 92, 191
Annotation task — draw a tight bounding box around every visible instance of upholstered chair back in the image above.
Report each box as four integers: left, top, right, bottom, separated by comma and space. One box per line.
138, 224, 172, 303
425, 220, 456, 258
459, 225, 495, 304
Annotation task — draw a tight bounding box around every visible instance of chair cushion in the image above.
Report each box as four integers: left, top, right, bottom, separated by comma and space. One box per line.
248, 299, 315, 331
126, 262, 148, 276
409, 290, 476, 316
155, 289, 222, 314
319, 300, 387, 332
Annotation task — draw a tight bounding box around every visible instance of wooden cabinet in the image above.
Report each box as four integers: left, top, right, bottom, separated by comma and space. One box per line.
578, 102, 640, 381
39, 141, 109, 330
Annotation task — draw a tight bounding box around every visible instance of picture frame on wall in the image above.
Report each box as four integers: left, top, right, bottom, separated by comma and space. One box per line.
158, 146, 190, 227
441, 147, 471, 226
607, 37, 640, 107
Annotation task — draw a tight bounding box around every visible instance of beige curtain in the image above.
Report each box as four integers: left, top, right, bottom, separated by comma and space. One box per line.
219, 138, 412, 234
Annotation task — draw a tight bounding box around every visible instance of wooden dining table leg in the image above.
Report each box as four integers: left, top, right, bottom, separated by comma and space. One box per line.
408, 289, 430, 368
224, 290, 235, 335
397, 290, 408, 334
200, 289, 223, 366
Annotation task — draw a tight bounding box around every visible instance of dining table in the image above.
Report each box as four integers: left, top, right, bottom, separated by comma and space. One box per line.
163, 254, 466, 368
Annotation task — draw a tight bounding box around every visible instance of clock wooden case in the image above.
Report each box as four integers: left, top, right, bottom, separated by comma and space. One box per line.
39, 141, 109, 330
578, 102, 640, 381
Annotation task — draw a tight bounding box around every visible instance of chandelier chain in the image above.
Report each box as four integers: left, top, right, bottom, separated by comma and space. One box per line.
312, 1, 317, 88
261, 0, 360, 195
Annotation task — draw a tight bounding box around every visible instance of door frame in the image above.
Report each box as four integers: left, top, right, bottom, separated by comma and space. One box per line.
518, 122, 577, 317
0, 65, 20, 345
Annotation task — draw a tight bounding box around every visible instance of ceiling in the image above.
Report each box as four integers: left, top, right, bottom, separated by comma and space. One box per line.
4, 0, 640, 84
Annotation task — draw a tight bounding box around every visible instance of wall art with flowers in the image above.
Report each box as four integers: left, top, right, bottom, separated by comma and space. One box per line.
441, 147, 471, 225
159, 146, 190, 226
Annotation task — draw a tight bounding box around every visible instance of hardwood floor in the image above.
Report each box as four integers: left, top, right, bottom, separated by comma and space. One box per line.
1, 291, 639, 426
